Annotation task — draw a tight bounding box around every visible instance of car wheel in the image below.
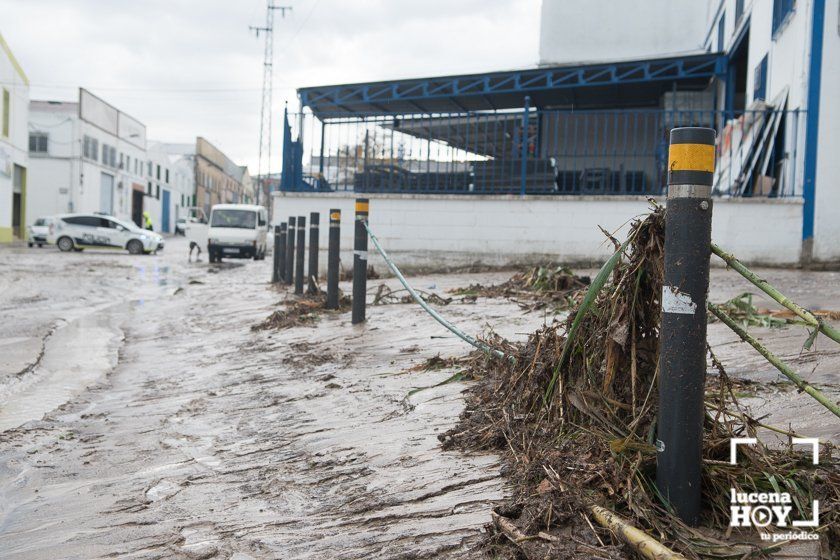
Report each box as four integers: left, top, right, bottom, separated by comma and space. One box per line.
28, 242, 33, 248
127, 239, 144, 255
57, 236, 74, 252
37, 243, 43, 248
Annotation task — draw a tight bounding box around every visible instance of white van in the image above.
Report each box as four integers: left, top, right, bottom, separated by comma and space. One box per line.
204, 204, 268, 262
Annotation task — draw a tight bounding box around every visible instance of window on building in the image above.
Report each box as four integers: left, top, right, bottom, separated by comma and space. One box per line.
735, 0, 744, 23
754, 54, 768, 101
772, 0, 795, 36
717, 12, 726, 51
147, 161, 152, 176
83, 136, 99, 161
126, 155, 130, 171
155, 184, 160, 200
165, 168, 169, 183
2, 89, 9, 137
29, 132, 49, 153
147, 181, 153, 195
156, 164, 161, 180
101, 144, 117, 168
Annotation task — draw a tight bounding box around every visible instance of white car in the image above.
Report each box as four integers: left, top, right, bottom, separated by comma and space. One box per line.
203, 204, 268, 263
27, 217, 52, 247
48, 213, 164, 254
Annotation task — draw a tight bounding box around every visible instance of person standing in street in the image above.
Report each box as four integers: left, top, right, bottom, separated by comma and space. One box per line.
143, 211, 154, 231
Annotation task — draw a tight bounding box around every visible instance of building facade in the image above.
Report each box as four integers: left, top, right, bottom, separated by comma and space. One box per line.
194, 137, 249, 214
702, 0, 838, 260
27, 89, 147, 227
537, 0, 839, 261
0, 32, 29, 243
146, 142, 196, 233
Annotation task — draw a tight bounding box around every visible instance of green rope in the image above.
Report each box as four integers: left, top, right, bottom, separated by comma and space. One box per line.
363, 221, 509, 361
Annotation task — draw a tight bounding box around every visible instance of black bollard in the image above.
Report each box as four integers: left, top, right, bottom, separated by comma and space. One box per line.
271, 225, 282, 283
326, 209, 341, 310
656, 127, 716, 526
351, 199, 369, 324
294, 215, 306, 295
307, 212, 320, 294
277, 222, 287, 284
284, 216, 296, 285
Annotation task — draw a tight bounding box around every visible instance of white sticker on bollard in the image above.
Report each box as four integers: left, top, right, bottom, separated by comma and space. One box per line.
662, 285, 697, 315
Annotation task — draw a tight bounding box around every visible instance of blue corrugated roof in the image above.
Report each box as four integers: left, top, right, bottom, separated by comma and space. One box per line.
299, 53, 726, 119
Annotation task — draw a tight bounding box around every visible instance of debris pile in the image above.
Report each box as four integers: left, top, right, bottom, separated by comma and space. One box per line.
440, 206, 839, 559
252, 293, 351, 331
372, 283, 452, 306
451, 265, 590, 311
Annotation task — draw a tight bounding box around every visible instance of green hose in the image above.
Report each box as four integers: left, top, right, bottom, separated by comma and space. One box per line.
363, 221, 509, 361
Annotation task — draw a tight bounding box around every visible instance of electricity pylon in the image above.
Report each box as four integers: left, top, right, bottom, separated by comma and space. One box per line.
251, 3, 291, 206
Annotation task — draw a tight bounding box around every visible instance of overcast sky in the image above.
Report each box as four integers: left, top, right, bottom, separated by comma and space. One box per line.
3, 0, 541, 173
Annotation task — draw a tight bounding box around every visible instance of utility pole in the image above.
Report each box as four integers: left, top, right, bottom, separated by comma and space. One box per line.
250, 2, 291, 207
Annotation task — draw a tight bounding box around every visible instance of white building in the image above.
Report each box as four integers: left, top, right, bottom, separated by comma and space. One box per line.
0, 32, 29, 243
538, 0, 839, 261
27, 89, 147, 227
146, 142, 196, 233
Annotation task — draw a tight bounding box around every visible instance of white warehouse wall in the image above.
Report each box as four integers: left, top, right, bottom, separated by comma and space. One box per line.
539, 0, 711, 65
272, 193, 803, 271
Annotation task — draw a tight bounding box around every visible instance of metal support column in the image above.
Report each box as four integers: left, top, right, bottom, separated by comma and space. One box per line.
519, 95, 531, 197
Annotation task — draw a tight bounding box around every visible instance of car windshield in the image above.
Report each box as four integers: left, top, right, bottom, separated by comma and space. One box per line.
211, 209, 257, 229
34, 218, 46, 226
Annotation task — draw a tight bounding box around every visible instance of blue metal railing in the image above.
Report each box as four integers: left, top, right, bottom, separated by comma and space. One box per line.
280, 107, 802, 198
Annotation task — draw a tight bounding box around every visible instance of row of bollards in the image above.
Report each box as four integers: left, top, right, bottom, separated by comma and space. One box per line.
270, 199, 370, 322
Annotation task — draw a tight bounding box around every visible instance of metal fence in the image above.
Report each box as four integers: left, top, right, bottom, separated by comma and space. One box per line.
282, 107, 802, 198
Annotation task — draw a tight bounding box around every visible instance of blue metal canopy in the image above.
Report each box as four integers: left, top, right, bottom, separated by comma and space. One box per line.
299, 53, 726, 119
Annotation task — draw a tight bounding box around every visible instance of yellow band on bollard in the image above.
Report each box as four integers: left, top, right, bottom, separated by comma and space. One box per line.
330, 211, 341, 221
355, 201, 369, 213
668, 143, 715, 173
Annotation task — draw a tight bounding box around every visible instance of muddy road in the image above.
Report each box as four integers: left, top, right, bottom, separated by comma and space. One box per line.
1, 239, 838, 559
0, 239, 542, 559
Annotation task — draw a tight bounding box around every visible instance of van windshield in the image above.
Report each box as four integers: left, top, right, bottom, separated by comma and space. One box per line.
211, 209, 256, 229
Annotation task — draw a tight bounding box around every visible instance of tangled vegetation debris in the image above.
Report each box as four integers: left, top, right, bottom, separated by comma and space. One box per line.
709, 292, 803, 329
451, 265, 590, 311
440, 205, 839, 559
252, 293, 351, 331
372, 283, 452, 306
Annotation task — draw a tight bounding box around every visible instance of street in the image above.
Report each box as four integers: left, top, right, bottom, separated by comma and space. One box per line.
0, 239, 838, 559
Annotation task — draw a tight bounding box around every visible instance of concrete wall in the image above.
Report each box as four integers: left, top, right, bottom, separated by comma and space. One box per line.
539, 0, 710, 65
271, 192, 803, 272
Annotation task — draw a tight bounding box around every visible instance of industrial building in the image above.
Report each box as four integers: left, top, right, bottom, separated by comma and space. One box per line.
0, 32, 29, 243
274, 0, 838, 266
27, 89, 148, 227
146, 142, 197, 233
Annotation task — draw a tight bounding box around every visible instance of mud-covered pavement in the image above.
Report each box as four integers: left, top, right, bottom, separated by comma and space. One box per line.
0, 239, 544, 559
1, 239, 839, 559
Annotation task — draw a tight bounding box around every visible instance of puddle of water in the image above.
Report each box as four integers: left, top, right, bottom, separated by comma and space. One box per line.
0, 308, 125, 432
